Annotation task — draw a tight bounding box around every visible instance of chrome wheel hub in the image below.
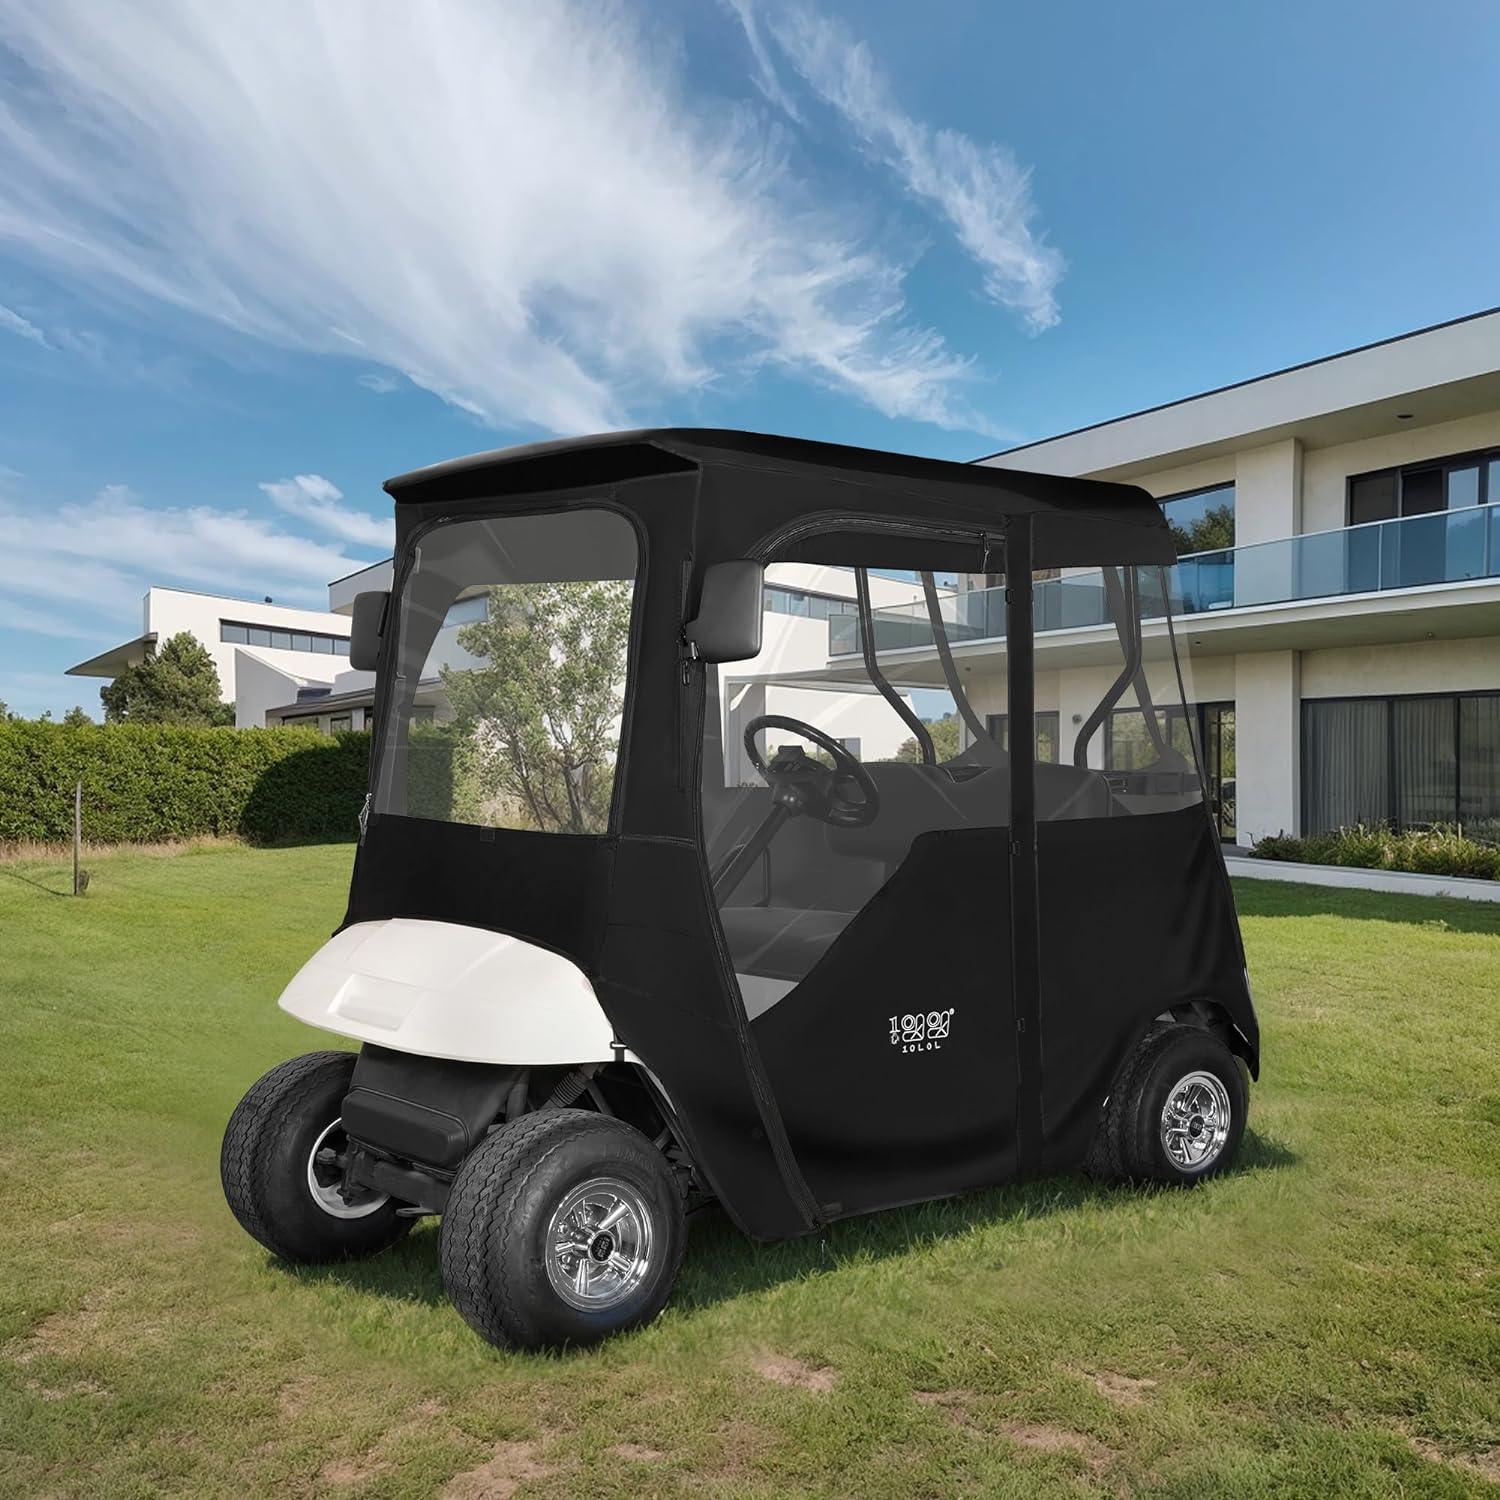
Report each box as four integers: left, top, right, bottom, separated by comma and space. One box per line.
545, 1177, 653, 1311
306, 1119, 388, 1219
1160, 1070, 1232, 1171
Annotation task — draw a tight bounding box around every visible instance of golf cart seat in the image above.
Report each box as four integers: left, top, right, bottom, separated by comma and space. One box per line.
720, 905, 855, 984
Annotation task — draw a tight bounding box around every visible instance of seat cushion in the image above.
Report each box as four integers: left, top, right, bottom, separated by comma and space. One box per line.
720, 905, 855, 983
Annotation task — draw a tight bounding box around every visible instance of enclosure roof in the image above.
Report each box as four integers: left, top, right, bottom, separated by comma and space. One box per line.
383, 428, 1157, 520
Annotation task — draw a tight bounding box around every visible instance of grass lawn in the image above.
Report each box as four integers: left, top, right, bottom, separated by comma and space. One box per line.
1, 842, 1496, 1498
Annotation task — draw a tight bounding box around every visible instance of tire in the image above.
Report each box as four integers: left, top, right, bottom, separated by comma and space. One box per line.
220, 1050, 412, 1263
1086, 1023, 1248, 1186
439, 1109, 686, 1351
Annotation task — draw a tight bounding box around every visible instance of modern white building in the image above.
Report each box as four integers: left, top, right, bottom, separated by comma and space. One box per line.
66, 586, 365, 730
793, 306, 1500, 847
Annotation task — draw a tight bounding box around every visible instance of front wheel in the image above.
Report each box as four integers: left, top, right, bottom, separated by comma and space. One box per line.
439, 1109, 686, 1351
1087, 1024, 1248, 1185
220, 1051, 412, 1262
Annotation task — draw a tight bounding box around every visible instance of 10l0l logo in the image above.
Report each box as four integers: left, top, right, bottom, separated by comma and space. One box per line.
889, 1009, 955, 1053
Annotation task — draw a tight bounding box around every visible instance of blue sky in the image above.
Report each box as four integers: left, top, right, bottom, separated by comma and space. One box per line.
1, 0, 1497, 718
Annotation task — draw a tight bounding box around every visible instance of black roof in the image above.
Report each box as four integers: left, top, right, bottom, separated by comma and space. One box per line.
383, 428, 1154, 516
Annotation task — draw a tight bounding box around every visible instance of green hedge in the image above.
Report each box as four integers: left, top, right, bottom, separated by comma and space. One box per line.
0, 721, 374, 844
1250, 823, 1500, 881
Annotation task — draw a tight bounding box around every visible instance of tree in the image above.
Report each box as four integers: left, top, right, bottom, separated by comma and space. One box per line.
62, 705, 91, 728
894, 713, 962, 764
100, 632, 235, 726
442, 581, 633, 834
1169, 502, 1235, 557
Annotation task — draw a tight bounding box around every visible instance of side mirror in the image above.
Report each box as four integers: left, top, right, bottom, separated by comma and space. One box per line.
349, 591, 389, 672
684, 560, 764, 663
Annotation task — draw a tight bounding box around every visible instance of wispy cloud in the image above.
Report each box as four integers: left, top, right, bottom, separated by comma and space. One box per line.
0, 302, 50, 347
0, 0, 1014, 432
732, 2, 1065, 334
357, 372, 401, 395
259, 474, 393, 550
1, 484, 370, 631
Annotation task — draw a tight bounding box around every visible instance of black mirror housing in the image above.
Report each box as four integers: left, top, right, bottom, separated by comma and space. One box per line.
684, 560, 764, 663
349, 591, 389, 672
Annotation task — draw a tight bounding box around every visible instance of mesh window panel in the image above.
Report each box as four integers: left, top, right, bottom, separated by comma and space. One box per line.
373, 508, 639, 832
1304, 699, 1389, 832
1054, 566, 1203, 818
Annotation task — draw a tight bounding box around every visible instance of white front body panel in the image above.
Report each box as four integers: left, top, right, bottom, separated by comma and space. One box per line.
278, 918, 629, 1066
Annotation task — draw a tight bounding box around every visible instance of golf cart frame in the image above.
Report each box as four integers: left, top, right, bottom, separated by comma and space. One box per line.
223, 430, 1258, 1349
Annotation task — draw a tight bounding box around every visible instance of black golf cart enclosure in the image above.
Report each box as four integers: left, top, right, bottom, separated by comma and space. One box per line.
223, 430, 1258, 1350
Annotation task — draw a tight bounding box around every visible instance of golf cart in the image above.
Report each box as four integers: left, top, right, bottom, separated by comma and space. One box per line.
222, 430, 1259, 1351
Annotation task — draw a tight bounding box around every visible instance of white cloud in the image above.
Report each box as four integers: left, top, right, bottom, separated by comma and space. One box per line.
723, 0, 805, 123
259, 474, 394, 550
357, 372, 400, 395
0, 302, 49, 347
0, 0, 1016, 432
737, 3, 1065, 334
0, 486, 370, 633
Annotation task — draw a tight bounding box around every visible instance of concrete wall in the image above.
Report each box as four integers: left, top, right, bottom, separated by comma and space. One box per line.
1234, 651, 1300, 842
1301, 637, 1500, 699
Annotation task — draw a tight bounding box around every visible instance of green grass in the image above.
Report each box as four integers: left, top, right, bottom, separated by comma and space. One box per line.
0, 843, 1496, 1498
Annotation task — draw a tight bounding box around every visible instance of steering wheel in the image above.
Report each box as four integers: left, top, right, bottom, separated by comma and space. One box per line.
744, 714, 881, 828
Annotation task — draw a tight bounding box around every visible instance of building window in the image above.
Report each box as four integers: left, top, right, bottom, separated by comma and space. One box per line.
221, 620, 352, 654
443, 595, 488, 628
1347, 446, 1500, 526
763, 585, 852, 621
986, 711, 1061, 763
1160, 483, 1234, 556
1104, 707, 1197, 771
1303, 693, 1500, 838
836, 736, 861, 760
328, 714, 353, 733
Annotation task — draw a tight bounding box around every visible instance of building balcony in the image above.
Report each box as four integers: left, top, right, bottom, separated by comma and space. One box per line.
828, 504, 1500, 657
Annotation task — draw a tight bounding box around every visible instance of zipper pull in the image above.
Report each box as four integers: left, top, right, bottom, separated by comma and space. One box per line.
358, 792, 372, 843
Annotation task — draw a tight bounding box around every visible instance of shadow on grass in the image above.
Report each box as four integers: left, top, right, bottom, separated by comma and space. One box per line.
0, 866, 70, 897
280, 1128, 1298, 1322
1233, 877, 1500, 935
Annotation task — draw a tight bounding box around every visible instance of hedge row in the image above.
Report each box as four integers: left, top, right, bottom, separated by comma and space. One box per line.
1250, 823, 1500, 881
0, 721, 375, 844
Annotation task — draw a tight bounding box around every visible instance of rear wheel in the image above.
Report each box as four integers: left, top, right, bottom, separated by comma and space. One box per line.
220, 1051, 412, 1262
439, 1109, 685, 1351
1087, 1024, 1247, 1185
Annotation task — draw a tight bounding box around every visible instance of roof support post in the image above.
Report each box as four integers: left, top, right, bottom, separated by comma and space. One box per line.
1005, 518, 1043, 1176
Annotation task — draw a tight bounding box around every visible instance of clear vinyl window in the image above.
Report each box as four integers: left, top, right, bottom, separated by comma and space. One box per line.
373, 507, 639, 833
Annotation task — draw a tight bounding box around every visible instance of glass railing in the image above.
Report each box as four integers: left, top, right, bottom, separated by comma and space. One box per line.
828, 504, 1500, 656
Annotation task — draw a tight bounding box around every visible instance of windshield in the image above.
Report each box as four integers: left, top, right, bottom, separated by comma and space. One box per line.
372, 507, 639, 834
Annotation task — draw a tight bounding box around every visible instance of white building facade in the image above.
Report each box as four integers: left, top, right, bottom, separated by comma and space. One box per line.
67, 586, 362, 729
931, 307, 1500, 847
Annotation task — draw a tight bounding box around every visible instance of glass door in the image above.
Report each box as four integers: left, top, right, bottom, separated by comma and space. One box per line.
1198, 702, 1236, 842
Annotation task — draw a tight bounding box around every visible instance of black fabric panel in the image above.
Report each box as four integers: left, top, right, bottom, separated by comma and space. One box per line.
1035, 806, 1256, 1173
343, 815, 613, 970
596, 835, 810, 1240
752, 829, 1017, 1219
